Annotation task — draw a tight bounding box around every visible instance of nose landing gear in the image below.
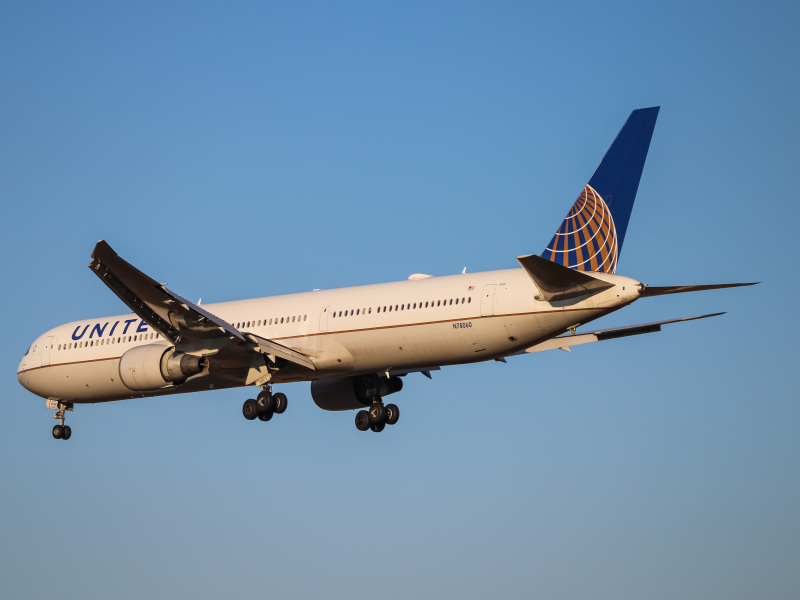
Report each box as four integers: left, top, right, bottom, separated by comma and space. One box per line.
51, 401, 73, 440
242, 386, 288, 423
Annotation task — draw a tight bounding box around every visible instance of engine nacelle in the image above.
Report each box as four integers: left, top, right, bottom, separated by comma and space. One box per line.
119, 344, 206, 391
311, 374, 403, 411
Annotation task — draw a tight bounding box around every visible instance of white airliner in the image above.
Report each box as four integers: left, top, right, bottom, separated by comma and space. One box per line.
17, 107, 756, 440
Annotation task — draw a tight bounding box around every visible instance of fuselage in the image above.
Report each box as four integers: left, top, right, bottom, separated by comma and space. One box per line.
17, 267, 642, 404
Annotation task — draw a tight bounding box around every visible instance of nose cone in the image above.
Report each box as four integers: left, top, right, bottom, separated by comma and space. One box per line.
18, 355, 33, 392
17, 343, 42, 396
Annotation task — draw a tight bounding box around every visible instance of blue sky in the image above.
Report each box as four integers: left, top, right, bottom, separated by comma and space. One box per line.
1, 1, 798, 598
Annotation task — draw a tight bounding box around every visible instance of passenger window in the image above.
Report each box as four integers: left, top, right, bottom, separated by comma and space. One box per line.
292, 316, 296, 322
388, 306, 392, 312
468, 297, 472, 303
304, 315, 307, 321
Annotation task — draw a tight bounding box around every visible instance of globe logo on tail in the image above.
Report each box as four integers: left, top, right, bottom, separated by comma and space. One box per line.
542, 184, 619, 273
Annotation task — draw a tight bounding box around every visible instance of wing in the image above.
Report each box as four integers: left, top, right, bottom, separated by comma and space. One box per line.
508, 313, 724, 355
89, 240, 315, 370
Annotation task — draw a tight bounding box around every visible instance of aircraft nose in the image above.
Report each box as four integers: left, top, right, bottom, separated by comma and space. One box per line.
17, 359, 32, 392
17, 347, 38, 394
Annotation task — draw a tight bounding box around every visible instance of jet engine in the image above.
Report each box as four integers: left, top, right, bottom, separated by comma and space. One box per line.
311, 374, 403, 411
119, 344, 207, 391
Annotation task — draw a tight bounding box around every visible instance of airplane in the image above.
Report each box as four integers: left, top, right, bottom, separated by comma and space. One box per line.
17, 107, 757, 440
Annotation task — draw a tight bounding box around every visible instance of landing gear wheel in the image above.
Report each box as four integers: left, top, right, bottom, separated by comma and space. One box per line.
370, 422, 385, 433
256, 392, 275, 412
355, 410, 370, 431
52, 425, 64, 439
369, 403, 386, 424
272, 393, 288, 414
242, 399, 258, 420
62, 426, 72, 440
258, 410, 273, 422
385, 404, 400, 425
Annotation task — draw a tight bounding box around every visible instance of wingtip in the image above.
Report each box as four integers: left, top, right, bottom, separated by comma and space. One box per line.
91, 240, 116, 260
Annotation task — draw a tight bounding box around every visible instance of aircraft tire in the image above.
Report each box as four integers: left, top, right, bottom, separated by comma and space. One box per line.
62, 426, 72, 440
368, 404, 386, 424
273, 393, 288, 414
256, 392, 275, 412
52, 425, 64, 439
242, 399, 258, 420
257, 410, 273, 422
385, 404, 400, 425
370, 422, 385, 433
355, 410, 370, 431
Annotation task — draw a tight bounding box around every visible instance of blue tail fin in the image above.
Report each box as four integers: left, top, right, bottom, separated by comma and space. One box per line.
541, 107, 659, 273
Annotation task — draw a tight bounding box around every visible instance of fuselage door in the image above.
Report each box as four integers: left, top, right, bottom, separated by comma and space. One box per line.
42, 336, 54, 367
481, 285, 496, 317
319, 306, 330, 332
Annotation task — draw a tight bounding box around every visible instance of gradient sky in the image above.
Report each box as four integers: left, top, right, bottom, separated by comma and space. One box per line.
1, 2, 798, 599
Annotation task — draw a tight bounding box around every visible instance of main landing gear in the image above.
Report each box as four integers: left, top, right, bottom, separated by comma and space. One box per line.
242, 386, 288, 423
51, 401, 73, 440
355, 401, 400, 433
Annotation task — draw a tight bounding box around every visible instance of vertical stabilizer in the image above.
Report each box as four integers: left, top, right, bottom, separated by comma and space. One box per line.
541, 107, 659, 273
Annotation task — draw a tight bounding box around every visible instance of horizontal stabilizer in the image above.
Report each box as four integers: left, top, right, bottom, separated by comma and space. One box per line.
640, 282, 759, 297
517, 253, 613, 302
516, 313, 724, 354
